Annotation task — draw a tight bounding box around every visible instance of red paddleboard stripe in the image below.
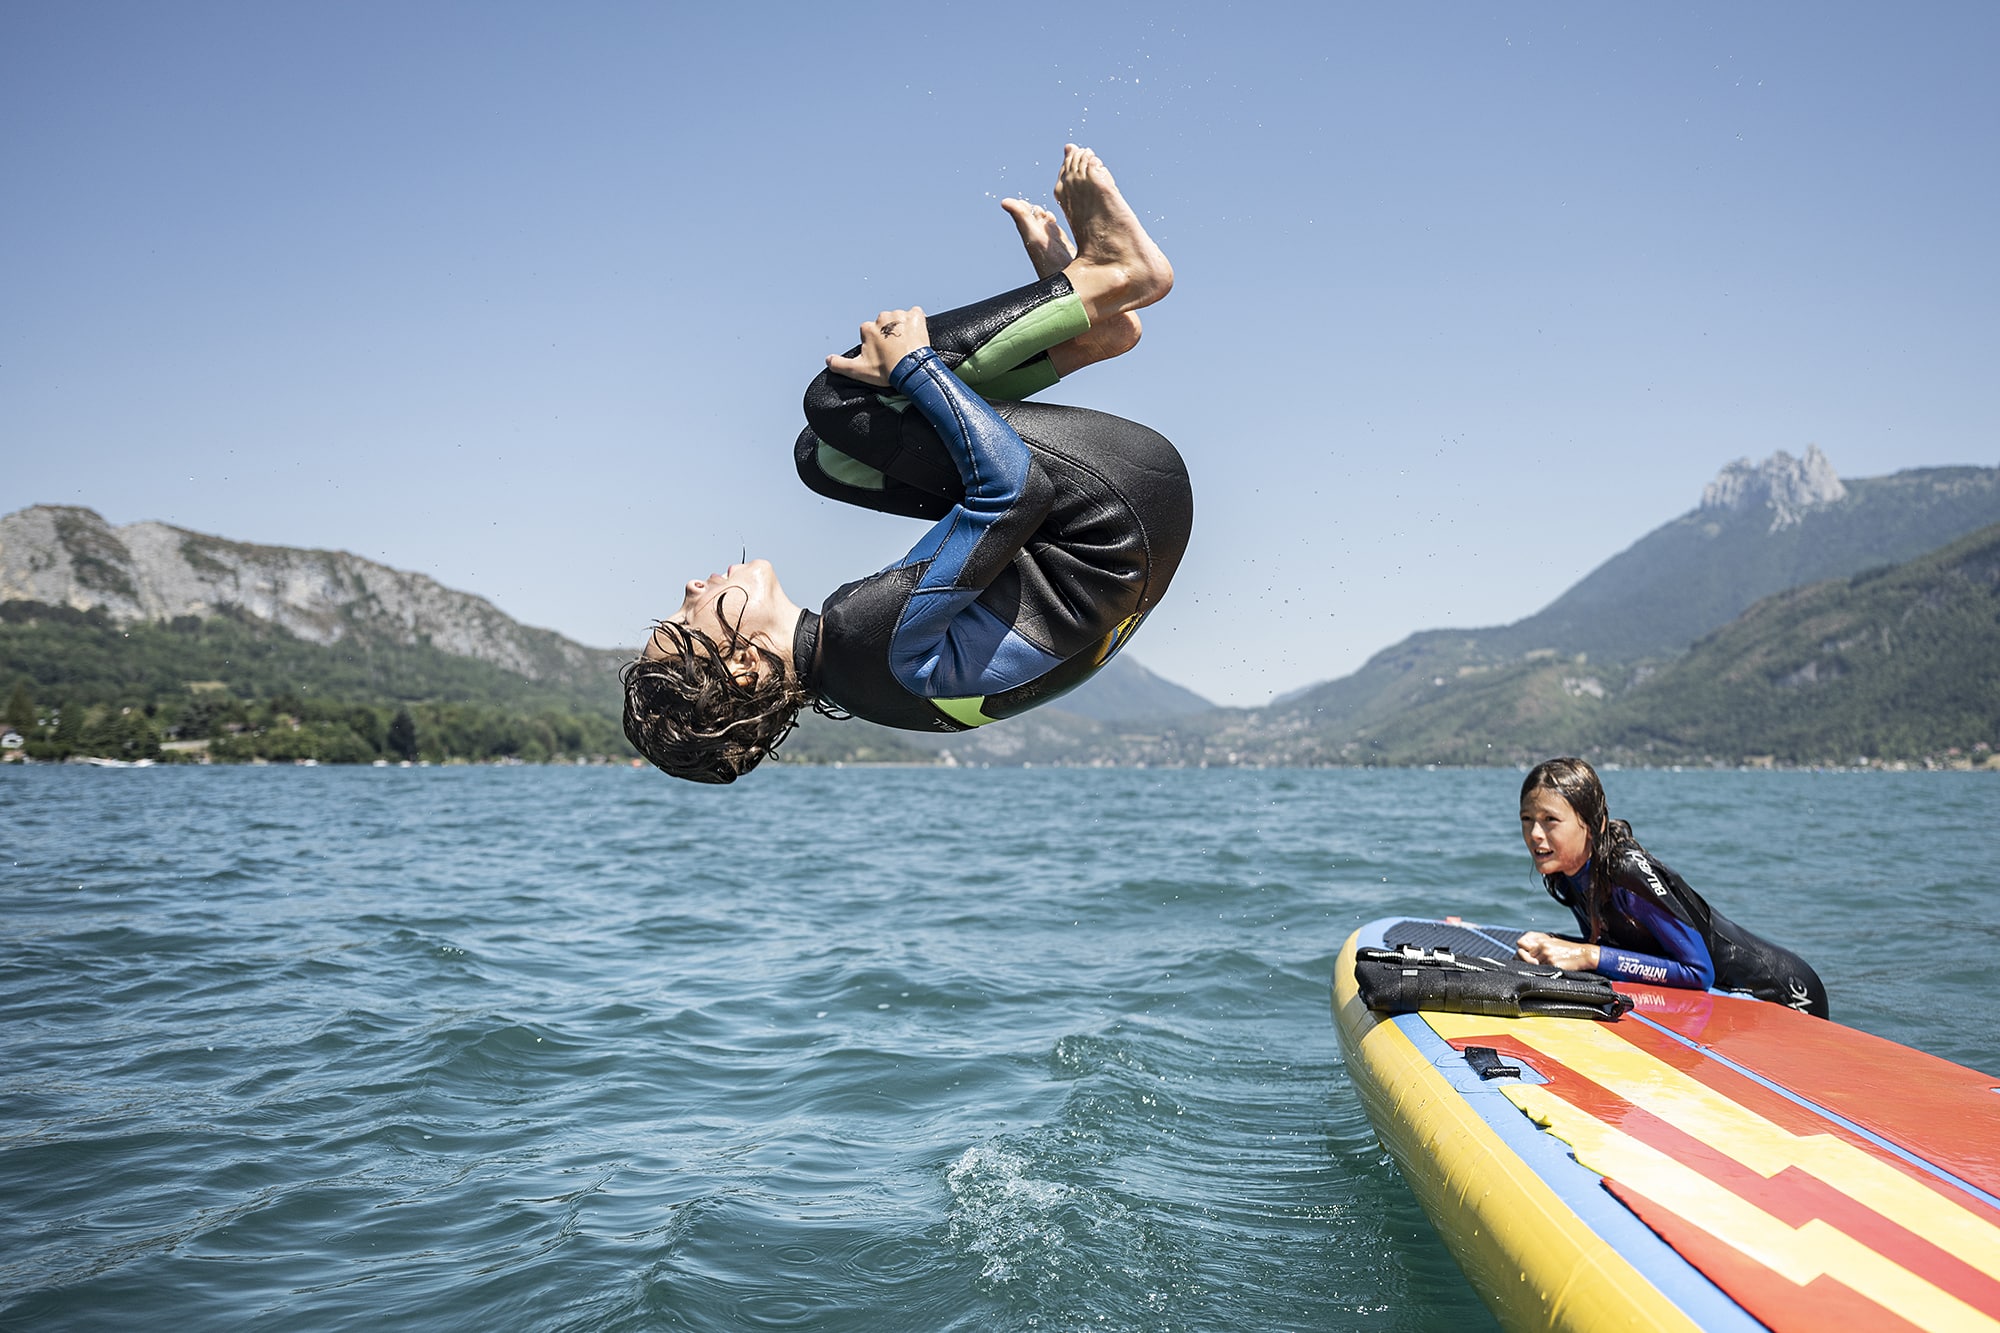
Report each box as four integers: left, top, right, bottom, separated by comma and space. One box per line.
1443, 1033, 2000, 1314
1607, 1178, 1937, 1333
1450, 1012, 2000, 1225
1616, 985, 2000, 1197
1607, 1014, 2000, 1222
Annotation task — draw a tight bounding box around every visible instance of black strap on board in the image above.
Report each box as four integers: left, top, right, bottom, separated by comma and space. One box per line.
1353, 945, 1634, 1022
1461, 1046, 1521, 1080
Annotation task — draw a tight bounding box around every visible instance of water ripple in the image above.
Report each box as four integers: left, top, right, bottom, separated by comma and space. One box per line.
5, 764, 1992, 1329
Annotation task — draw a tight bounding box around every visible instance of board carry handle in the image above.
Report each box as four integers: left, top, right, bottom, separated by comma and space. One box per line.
1461, 1045, 1522, 1080
1353, 946, 1635, 1022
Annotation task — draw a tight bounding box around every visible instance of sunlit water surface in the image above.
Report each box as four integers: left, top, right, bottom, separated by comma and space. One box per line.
3, 766, 1994, 1330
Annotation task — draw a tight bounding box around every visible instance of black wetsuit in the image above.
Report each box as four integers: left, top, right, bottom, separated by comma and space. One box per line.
790, 274, 1193, 732
1547, 845, 1830, 1019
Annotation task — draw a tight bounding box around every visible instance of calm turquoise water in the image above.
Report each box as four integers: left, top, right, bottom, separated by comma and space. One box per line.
3, 766, 1995, 1330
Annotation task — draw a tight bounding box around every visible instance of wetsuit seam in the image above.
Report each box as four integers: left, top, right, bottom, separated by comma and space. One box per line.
1021, 444, 1156, 609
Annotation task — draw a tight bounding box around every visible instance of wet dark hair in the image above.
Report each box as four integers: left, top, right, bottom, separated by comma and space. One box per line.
621, 617, 810, 784
1520, 756, 1639, 942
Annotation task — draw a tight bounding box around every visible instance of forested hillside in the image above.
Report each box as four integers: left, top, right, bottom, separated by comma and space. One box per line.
0, 601, 630, 763
1591, 522, 2000, 764
0, 501, 1221, 766
8, 471, 1994, 771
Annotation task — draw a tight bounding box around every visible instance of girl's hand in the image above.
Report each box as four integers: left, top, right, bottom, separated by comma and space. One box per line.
1516, 931, 1601, 972
826, 307, 931, 387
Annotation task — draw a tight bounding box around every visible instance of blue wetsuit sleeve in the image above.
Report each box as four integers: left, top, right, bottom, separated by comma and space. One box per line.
1595, 889, 1715, 990
881, 347, 1063, 697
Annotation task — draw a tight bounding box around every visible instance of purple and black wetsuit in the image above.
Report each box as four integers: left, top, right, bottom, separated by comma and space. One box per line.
1548, 846, 1829, 1018
1553, 863, 1714, 988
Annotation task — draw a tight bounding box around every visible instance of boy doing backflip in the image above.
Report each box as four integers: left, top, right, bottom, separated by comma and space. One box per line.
624, 145, 1191, 783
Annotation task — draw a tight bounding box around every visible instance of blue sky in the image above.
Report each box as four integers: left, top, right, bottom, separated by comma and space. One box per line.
4, 2, 1994, 705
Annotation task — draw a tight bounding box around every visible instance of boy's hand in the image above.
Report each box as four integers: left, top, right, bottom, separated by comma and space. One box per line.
826, 307, 930, 387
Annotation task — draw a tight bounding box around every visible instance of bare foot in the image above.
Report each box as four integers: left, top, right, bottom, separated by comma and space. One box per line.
1002, 195, 1141, 375
1046, 312, 1140, 377
1001, 198, 1075, 279
1054, 144, 1173, 317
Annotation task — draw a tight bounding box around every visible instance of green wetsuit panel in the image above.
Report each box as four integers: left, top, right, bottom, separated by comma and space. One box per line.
931, 696, 997, 727
812, 289, 1087, 496
953, 290, 1088, 390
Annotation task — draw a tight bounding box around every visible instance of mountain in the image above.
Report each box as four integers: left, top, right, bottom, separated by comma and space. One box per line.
783, 654, 1213, 766
770, 653, 1216, 767
0, 504, 642, 763
1271, 454, 2000, 741
0, 505, 628, 689
907, 450, 2000, 769
1591, 521, 2000, 764
761, 450, 2000, 770
1491, 450, 2000, 663
1134, 518, 2000, 771
1038, 653, 1215, 724
12, 459, 1990, 769
0, 504, 1215, 765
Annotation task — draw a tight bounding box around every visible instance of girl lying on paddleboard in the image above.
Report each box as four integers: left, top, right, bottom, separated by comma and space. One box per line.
1516, 756, 1830, 1017
623, 145, 1191, 783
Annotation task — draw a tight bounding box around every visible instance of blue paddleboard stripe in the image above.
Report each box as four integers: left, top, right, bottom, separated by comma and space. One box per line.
1359, 918, 1772, 1330
1385, 1010, 1768, 1329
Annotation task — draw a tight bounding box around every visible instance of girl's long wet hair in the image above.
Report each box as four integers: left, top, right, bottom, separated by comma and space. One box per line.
621, 602, 812, 784
1521, 756, 1639, 943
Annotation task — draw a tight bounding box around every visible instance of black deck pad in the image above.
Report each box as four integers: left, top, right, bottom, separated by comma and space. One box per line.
1381, 919, 1524, 962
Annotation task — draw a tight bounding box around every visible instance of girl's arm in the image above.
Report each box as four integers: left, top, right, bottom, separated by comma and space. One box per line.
1596, 893, 1715, 990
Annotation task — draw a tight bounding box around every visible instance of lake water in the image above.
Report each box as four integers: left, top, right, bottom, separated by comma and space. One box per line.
3, 765, 1995, 1330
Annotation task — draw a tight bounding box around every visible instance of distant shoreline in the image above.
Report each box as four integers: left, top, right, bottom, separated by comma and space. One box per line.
5, 756, 1993, 775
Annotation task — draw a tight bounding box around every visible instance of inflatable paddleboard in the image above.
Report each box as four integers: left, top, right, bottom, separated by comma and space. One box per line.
1333, 916, 2000, 1333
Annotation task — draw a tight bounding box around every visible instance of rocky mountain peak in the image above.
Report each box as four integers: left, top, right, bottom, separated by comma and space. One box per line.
1700, 444, 1847, 531
0, 504, 626, 687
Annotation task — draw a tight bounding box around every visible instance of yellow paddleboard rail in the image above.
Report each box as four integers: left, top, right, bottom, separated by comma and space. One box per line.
1332, 931, 1707, 1333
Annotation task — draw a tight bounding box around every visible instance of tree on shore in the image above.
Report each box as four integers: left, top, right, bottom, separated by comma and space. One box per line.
4, 681, 32, 732
387, 706, 419, 762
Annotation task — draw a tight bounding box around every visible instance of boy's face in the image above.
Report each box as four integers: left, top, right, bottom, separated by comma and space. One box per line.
648, 560, 793, 685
